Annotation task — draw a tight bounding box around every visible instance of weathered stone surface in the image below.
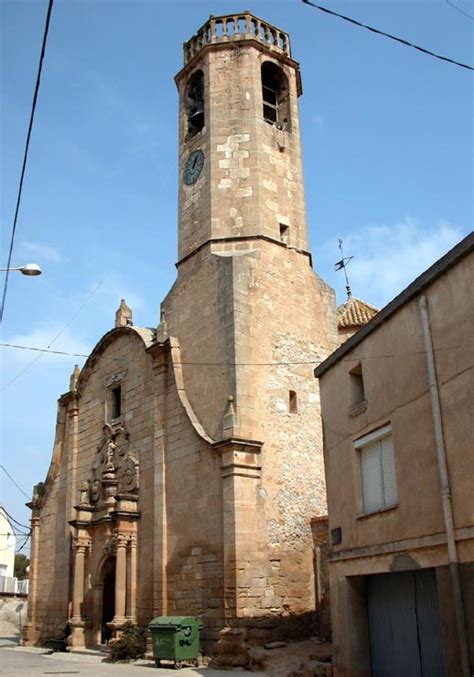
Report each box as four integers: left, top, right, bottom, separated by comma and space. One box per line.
24, 11, 337, 654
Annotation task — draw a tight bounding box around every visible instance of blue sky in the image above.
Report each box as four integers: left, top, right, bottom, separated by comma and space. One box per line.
1, 0, 472, 553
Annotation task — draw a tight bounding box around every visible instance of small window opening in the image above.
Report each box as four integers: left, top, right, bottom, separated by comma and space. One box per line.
111, 385, 121, 419
289, 390, 298, 414
185, 70, 205, 139
261, 62, 291, 130
349, 363, 365, 408
279, 223, 289, 244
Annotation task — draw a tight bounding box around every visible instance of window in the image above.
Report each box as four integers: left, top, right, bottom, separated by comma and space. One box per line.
289, 390, 298, 414
349, 362, 365, 406
261, 62, 291, 130
185, 70, 204, 139
354, 425, 397, 514
348, 362, 367, 416
111, 385, 121, 419
279, 223, 289, 244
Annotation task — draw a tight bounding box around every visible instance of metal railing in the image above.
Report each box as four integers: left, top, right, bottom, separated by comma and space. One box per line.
0, 575, 29, 595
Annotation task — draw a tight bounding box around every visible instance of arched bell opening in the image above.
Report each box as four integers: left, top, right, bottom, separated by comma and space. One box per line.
261, 61, 291, 131
185, 70, 205, 139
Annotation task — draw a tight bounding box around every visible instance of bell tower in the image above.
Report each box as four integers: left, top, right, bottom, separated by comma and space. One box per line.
175, 12, 309, 261
160, 12, 338, 634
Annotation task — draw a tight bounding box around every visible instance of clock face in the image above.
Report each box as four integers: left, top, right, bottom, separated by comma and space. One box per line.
183, 150, 205, 185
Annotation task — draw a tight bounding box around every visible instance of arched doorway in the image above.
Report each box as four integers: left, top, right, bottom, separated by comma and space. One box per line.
101, 557, 116, 644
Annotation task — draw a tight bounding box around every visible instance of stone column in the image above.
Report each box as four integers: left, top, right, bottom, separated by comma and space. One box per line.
127, 534, 137, 623
214, 438, 263, 626
21, 513, 40, 644
68, 537, 90, 649
112, 535, 128, 626
149, 351, 168, 617
71, 543, 87, 621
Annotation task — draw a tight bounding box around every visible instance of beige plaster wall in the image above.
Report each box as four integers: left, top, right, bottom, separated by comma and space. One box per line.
318, 251, 473, 676
321, 254, 474, 553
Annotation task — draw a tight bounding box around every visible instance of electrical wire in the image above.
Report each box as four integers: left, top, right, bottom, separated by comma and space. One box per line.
1, 343, 88, 358
1, 507, 31, 531
0, 532, 31, 553
0, 465, 30, 500
301, 0, 474, 71
0, 0, 55, 325
17, 534, 31, 554
1, 340, 472, 364
446, 0, 474, 20
1, 282, 101, 391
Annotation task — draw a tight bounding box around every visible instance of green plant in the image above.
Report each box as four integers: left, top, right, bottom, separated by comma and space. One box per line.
14, 553, 29, 579
109, 625, 147, 662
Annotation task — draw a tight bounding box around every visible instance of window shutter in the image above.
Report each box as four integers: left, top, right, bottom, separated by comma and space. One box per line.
361, 442, 383, 513
381, 435, 398, 506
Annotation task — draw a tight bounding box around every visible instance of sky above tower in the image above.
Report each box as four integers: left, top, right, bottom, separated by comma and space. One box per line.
1, 0, 472, 547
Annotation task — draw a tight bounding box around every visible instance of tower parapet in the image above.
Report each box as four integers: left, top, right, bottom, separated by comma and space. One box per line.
183, 12, 291, 65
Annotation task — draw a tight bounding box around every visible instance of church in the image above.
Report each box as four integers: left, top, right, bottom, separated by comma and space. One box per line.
23, 11, 346, 651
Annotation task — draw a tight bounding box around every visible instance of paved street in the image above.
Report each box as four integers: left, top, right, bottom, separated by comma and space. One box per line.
0, 646, 255, 677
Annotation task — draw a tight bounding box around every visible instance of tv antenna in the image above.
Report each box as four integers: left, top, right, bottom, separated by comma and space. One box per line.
334, 239, 353, 299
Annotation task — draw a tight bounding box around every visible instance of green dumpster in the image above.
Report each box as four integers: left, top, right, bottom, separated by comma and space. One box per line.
148, 616, 203, 669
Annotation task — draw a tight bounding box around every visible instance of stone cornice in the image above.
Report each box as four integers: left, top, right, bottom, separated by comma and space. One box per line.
213, 437, 263, 480
176, 235, 312, 269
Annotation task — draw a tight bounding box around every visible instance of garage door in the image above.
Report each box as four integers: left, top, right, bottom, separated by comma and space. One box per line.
368, 569, 446, 677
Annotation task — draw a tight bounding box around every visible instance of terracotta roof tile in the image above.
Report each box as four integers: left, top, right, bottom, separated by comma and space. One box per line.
337, 296, 379, 329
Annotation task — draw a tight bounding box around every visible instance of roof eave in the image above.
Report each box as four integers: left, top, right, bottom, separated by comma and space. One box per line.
314, 232, 473, 379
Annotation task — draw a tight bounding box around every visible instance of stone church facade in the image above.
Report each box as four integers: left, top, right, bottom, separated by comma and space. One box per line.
23, 12, 338, 650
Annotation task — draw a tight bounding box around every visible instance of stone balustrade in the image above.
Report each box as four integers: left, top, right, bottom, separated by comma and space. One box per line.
184, 12, 291, 64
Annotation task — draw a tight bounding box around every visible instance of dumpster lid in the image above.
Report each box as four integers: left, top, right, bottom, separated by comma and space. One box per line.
149, 616, 202, 628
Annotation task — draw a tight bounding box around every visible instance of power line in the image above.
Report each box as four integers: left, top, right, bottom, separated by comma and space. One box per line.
1, 282, 101, 391
0, 465, 30, 500
1, 343, 88, 358
17, 534, 31, 554
1, 340, 472, 364
446, 0, 474, 20
301, 0, 474, 71
1, 507, 31, 531
0, 0, 55, 325
0, 533, 32, 553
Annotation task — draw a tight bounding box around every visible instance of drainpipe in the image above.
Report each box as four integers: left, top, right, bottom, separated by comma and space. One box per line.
418, 294, 471, 677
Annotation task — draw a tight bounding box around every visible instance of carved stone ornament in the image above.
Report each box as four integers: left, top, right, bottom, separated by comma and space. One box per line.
73, 537, 91, 552
78, 481, 90, 506
90, 479, 101, 503
86, 422, 139, 506
116, 455, 139, 494
103, 537, 116, 556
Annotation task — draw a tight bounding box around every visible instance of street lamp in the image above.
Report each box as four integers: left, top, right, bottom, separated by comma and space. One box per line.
0, 263, 42, 276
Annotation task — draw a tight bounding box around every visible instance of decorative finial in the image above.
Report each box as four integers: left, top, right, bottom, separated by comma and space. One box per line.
69, 364, 81, 392
156, 308, 169, 343
334, 239, 354, 299
223, 395, 239, 432
115, 299, 133, 328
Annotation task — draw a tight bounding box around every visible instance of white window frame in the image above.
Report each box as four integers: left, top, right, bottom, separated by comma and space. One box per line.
354, 424, 398, 515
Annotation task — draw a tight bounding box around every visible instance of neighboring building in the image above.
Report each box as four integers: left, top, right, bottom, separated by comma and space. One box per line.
336, 295, 378, 344
0, 506, 15, 578
314, 233, 474, 677
23, 13, 338, 651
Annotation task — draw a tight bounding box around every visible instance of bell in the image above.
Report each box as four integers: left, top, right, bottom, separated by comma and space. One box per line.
189, 103, 204, 121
